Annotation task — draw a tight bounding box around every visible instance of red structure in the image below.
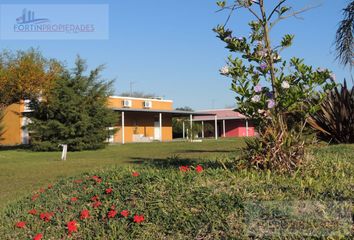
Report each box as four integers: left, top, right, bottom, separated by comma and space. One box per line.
193, 109, 255, 138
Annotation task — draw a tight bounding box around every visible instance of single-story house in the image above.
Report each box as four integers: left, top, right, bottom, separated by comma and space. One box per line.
107, 96, 213, 143
192, 109, 255, 138
0, 97, 255, 145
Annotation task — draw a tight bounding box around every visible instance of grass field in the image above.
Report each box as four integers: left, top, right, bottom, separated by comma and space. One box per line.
0, 139, 244, 209
0, 140, 353, 239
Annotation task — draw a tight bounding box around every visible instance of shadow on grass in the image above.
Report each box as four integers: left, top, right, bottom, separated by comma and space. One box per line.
0, 144, 31, 151
175, 149, 235, 153
126, 156, 236, 170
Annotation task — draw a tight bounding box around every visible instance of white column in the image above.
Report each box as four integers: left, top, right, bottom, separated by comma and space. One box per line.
201, 121, 204, 138
159, 113, 162, 141
122, 111, 125, 144
246, 119, 249, 137
214, 115, 218, 140
223, 119, 226, 137
189, 114, 193, 140
182, 121, 185, 139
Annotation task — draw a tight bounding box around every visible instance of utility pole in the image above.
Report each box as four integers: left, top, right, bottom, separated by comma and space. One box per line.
129, 81, 136, 97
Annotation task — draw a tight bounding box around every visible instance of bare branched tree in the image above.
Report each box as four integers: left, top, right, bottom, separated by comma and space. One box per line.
335, 1, 354, 67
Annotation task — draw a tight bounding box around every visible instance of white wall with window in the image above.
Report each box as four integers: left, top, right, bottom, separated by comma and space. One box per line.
106, 127, 115, 143
21, 117, 31, 144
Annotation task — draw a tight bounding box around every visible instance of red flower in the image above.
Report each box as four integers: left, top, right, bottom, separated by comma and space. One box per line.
28, 209, 37, 215
80, 209, 90, 220
92, 175, 102, 183
120, 210, 129, 218
15, 221, 26, 228
33, 233, 43, 240
107, 209, 117, 218
67, 220, 78, 235
195, 165, 203, 173
179, 166, 190, 172
133, 214, 145, 223
39, 188, 45, 193
32, 194, 39, 201
71, 197, 78, 202
91, 195, 99, 202
132, 172, 140, 177
47, 184, 53, 189
73, 179, 83, 184
40, 212, 54, 222
92, 201, 102, 208
105, 188, 113, 194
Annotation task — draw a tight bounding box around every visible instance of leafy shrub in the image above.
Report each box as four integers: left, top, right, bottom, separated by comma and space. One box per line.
214, 1, 335, 172
308, 80, 354, 143
243, 126, 305, 173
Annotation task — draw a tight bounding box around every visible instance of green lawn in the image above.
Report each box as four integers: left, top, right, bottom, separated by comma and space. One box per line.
0, 139, 244, 209
1, 140, 353, 238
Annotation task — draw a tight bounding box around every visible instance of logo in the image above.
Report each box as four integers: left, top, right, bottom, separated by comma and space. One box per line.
16, 8, 49, 24
1, 4, 108, 40
13, 7, 95, 34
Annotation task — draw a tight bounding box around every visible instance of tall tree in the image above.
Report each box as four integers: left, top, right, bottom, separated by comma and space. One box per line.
0, 49, 61, 140
27, 57, 118, 151
335, 1, 354, 67
0, 48, 62, 109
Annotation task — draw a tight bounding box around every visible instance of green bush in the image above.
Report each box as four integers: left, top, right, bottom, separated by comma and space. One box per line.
214, 1, 335, 172
243, 126, 305, 173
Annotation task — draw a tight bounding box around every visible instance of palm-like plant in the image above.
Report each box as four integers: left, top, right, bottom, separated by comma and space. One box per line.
335, 1, 354, 67
308, 80, 354, 143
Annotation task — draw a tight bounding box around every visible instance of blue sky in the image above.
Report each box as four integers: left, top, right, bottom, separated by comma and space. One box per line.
0, 0, 352, 110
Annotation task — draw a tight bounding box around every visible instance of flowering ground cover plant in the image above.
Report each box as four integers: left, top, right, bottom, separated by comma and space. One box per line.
0, 146, 353, 239
214, 0, 336, 172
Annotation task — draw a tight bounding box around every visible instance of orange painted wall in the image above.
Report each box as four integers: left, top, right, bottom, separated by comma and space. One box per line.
107, 97, 173, 110
113, 112, 172, 143
1, 97, 174, 145
0, 103, 23, 145
162, 115, 172, 141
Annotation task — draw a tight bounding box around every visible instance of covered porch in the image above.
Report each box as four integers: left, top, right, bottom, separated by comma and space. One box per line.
192, 109, 255, 138
110, 108, 216, 144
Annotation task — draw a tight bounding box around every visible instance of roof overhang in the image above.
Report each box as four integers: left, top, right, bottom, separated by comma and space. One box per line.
193, 116, 246, 121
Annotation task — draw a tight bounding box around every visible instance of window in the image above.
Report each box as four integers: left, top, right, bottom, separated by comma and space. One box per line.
106, 127, 115, 143
23, 99, 32, 112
